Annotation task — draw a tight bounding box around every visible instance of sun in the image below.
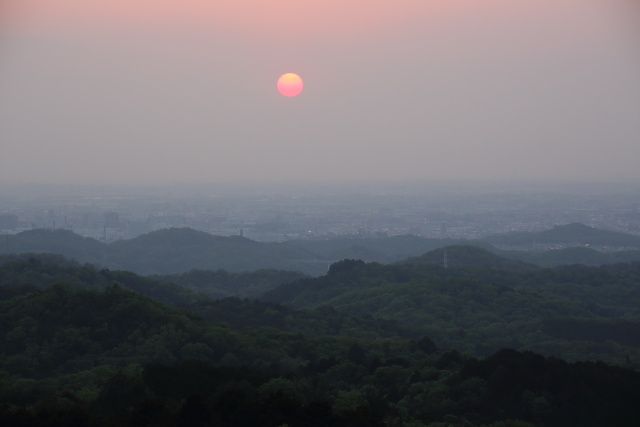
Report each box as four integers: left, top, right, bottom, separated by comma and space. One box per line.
277, 73, 303, 97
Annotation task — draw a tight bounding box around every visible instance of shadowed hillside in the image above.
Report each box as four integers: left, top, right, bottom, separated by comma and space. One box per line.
0, 257, 201, 306
261, 258, 640, 362
407, 245, 538, 272
1, 228, 325, 275
482, 223, 640, 248
3, 225, 640, 276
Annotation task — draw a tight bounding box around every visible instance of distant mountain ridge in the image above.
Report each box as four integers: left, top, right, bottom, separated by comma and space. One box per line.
1, 228, 325, 275
482, 223, 640, 249
406, 245, 538, 272
2, 224, 640, 275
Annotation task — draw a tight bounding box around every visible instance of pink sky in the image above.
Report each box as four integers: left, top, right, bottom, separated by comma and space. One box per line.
4, 1, 556, 39
6, 1, 427, 35
1, 0, 639, 185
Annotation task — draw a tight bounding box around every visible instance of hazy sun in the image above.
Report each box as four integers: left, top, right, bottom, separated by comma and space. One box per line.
277, 73, 303, 97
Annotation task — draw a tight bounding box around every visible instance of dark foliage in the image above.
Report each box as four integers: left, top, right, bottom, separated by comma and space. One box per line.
0, 257, 202, 305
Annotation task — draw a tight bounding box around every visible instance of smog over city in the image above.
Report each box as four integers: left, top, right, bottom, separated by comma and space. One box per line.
1, 2, 640, 425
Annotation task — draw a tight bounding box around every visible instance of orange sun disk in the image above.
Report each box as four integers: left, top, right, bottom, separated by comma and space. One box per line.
277, 73, 303, 97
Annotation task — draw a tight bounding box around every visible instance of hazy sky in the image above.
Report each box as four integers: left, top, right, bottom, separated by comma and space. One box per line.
1, 0, 639, 185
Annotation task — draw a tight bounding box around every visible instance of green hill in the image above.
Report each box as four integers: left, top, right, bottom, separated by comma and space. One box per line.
153, 268, 307, 299
261, 259, 640, 362
0, 284, 364, 379
0, 255, 408, 340
0, 257, 202, 306
2, 260, 640, 425
191, 297, 409, 339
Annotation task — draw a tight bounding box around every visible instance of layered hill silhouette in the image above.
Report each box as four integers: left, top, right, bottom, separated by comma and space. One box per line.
0, 256, 202, 305
1, 228, 324, 275
506, 246, 640, 267
261, 256, 640, 362
4, 226, 640, 425
0, 254, 311, 302
2, 224, 640, 276
0, 284, 358, 378
406, 245, 538, 271
3, 282, 640, 426
482, 222, 640, 248
288, 234, 459, 264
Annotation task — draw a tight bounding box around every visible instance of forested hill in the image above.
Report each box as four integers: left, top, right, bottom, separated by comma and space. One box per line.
286, 234, 459, 264
107, 228, 320, 274
2, 273, 640, 425
152, 269, 307, 299
482, 222, 640, 248
1, 228, 325, 275
503, 246, 640, 267
0, 284, 361, 378
0, 229, 105, 265
261, 258, 640, 363
406, 244, 638, 270
0, 257, 201, 306
0, 255, 410, 340
406, 245, 538, 271
0, 229, 462, 275
3, 225, 640, 276
0, 270, 640, 427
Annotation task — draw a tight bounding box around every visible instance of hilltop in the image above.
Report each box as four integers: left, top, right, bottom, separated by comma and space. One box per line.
406, 245, 538, 272
261, 256, 640, 362
3, 244, 640, 424
3, 284, 639, 426
3, 224, 640, 276
1, 228, 324, 275
482, 223, 640, 249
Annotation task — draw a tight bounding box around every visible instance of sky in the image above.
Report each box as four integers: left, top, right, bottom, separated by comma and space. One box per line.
1, 0, 639, 186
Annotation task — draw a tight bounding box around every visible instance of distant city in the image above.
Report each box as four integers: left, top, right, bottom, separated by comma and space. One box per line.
1, 181, 639, 245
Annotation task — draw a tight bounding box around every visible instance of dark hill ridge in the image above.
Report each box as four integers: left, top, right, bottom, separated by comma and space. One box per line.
152, 268, 307, 299
407, 245, 538, 272
0, 255, 412, 340
0, 257, 201, 306
2, 229, 105, 265
287, 234, 460, 263
482, 223, 640, 248
0, 254, 309, 304
1, 228, 324, 275
0, 252, 81, 267
108, 228, 320, 274
261, 258, 640, 362
2, 285, 640, 426
0, 284, 327, 378
3, 224, 640, 276
507, 246, 640, 267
